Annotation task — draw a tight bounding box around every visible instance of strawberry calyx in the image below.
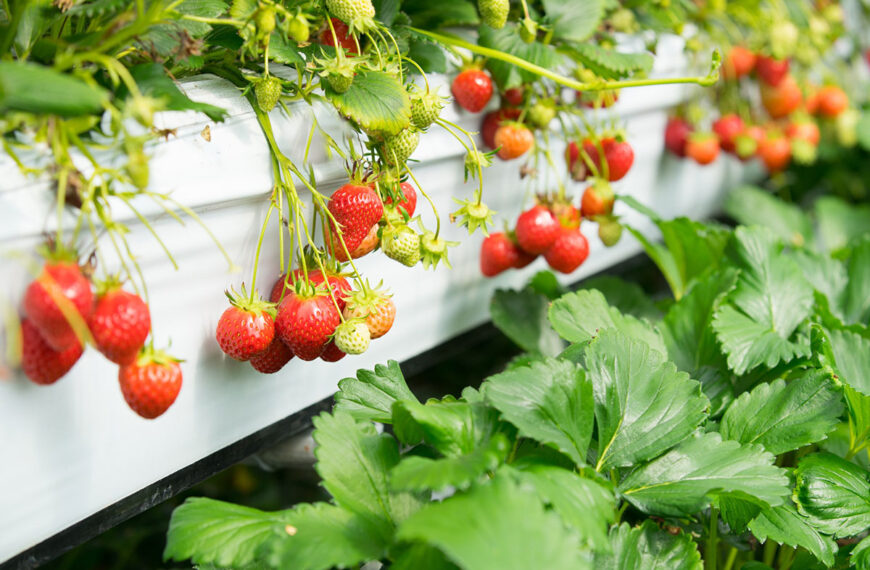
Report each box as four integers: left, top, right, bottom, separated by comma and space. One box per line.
451, 198, 495, 236
93, 274, 125, 298
420, 230, 459, 270
35, 241, 80, 265
225, 284, 277, 318
132, 345, 183, 368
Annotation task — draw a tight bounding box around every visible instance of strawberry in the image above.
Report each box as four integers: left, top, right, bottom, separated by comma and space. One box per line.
215, 290, 275, 361
514, 248, 537, 269
382, 130, 419, 165
270, 270, 352, 310
686, 132, 720, 165
756, 56, 790, 87
118, 349, 182, 419
334, 223, 379, 262
328, 183, 384, 253
581, 180, 615, 218
250, 336, 294, 373
478, 0, 508, 29
761, 75, 802, 119
20, 318, 83, 385
343, 287, 396, 339
544, 229, 589, 274
480, 232, 521, 277
565, 138, 633, 182
804, 85, 821, 115
382, 225, 421, 266
319, 18, 358, 55
494, 122, 534, 160
384, 181, 417, 218
325, 0, 375, 32
275, 291, 341, 361
24, 260, 93, 351
712, 114, 745, 154
722, 46, 756, 80
88, 285, 150, 365
528, 99, 556, 129
515, 205, 560, 254
769, 21, 798, 60
597, 216, 622, 247
254, 76, 282, 112
665, 117, 693, 157
502, 86, 524, 106
786, 120, 820, 146
577, 90, 619, 108
551, 201, 581, 230
287, 13, 310, 43
410, 91, 444, 129
451, 69, 493, 113
333, 320, 371, 354
734, 125, 765, 160
320, 341, 346, 362
816, 85, 848, 117
758, 133, 791, 173
482, 108, 521, 149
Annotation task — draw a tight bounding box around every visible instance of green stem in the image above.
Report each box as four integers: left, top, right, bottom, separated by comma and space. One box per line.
706, 507, 719, 570
762, 540, 777, 567
250, 203, 274, 300
180, 14, 244, 27
722, 547, 738, 570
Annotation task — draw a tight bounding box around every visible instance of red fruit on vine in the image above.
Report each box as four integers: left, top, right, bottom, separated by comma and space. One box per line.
551, 201, 581, 230
513, 248, 537, 269
515, 205, 561, 255
756, 56, 789, 87
580, 180, 615, 218
451, 69, 493, 113
334, 224, 379, 262
482, 108, 521, 149
494, 122, 534, 160
761, 75, 802, 119
734, 125, 765, 161
502, 86, 524, 106
480, 232, 521, 277
712, 114, 745, 154
804, 87, 821, 115
20, 318, 83, 385
215, 292, 275, 361
24, 260, 94, 351
320, 341, 346, 362
544, 229, 589, 274
686, 133, 720, 165
88, 286, 151, 365
270, 270, 352, 310
722, 46, 756, 80
275, 292, 341, 361
343, 289, 396, 339
565, 138, 633, 182
786, 120, 820, 146
328, 183, 384, 253
664, 117, 693, 157
318, 18, 358, 55
816, 86, 848, 117
250, 337, 294, 374
758, 134, 791, 173
118, 350, 183, 419
384, 182, 417, 218
599, 138, 634, 182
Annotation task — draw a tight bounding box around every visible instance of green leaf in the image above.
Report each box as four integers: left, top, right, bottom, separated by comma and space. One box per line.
402, 0, 479, 28
260, 503, 388, 569
406, 37, 447, 73
542, 0, 603, 43
852, 534, 870, 570
818, 326, 870, 396
0, 61, 109, 117
391, 543, 459, 570
618, 433, 789, 516
127, 63, 227, 121
712, 227, 814, 375
586, 329, 708, 471
858, 110, 870, 151
814, 196, 870, 252
390, 398, 501, 456
843, 237, 870, 324
717, 491, 766, 534
719, 370, 844, 455
578, 276, 661, 321
565, 44, 654, 80
794, 453, 870, 538
164, 497, 291, 567
594, 521, 703, 570
748, 503, 837, 567
490, 288, 563, 356
334, 360, 418, 423
269, 32, 304, 64
229, 0, 256, 19
483, 358, 593, 467
390, 434, 509, 493
327, 70, 411, 137
790, 249, 847, 318
724, 186, 812, 248
397, 474, 591, 570
548, 289, 666, 355
512, 466, 615, 551
528, 270, 569, 300
479, 25, 563, 89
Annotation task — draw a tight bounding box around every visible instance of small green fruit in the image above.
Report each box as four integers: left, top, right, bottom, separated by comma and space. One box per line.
478, 0, 509, 29
382, 130, 420, 165
254, 76, 282, 112
286, 13, 310, 43
410, 92, 444, 129
334, 320, 371, 354
528, 99, 556, 129
382, 226, 421, 266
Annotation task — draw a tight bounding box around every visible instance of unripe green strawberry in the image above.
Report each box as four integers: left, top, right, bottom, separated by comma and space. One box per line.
836, 109, 859, 147
411, 92, 445, 129
528, 99, 556, 129
519, 18, 537, 43
286, 13, 309, 43
597, 216, 622, 247
382, 225, 421, 266
325, 0, 375, 32
328, 73, 353, 93
254, 76, 282, 112
382, 130, 419, 165
790, 138, 817, 165
610, 8, 637, 33
770, 21, 798, 60
254, 6, 276, 36
333, 320, 370, 354
478, 0, 508, 29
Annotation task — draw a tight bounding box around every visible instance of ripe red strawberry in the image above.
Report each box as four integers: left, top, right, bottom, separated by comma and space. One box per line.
756, 56, 789, 86
502, 86, 524, 106
328, 183, 383, 253
515, 205, 561, 255
320, 340, 346, 362
343, 288, 396, 339
734, 125, 765, 160
816, 85, 848, 117
804, 86, 821, 115
551, 201, 581, 230
20, 318, 83, 385
334, 224, 379, 262
480, 232, 521, 277
544, 229, 589, 274
482, 108, 521, 149
686, 132, 720, 165
494, 122, 534, 160
665, 117, 693, 157
250, 336, 294, 373
565, 138, 633, 182
451, 69, 493, 113
270, 270, 352, 310
88, 286, 150, 365
384, 182, 417, 217
318, 18, 358, 55
758, 133, 791, 173
761, 75, 802, 119
514, 248, 537, 269
581, 180, 615, 218
786, 120, 820, 146
722, 46, 756, 80
712, 114, 745, 154
118, 349, 182, 419
24, 260, 94, 351
275, 291, 341, 361
215, 290, 275, 361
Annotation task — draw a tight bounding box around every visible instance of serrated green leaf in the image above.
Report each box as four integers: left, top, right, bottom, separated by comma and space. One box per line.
748, 503, 837, 567
542, 0, 603, 43
528, 270, 569, 300
390, 398, 501, 456
566, 44, 654, 80
229, 0, 256, 19
402, 0, 479, 28
719, 370, 843, 455
127, 63, 227, 121
619, 433, 789, 516
712, 227, 814, 375
0, 61, 109, 117
852, 534, 870, 570
578, 276, 661, 321
814, 196, 870, 252
819, 326, 870, 396
724, 186, 812, 248
334, 360, 417, 423
794, 453, 870, 538
594, 521, 703, 570
164, 497, 292, 567
479, 24, 563, 89
716, 491, 766, 534
397, 474, 591, 570
327, 70, 410, 137
483, 358, 593, 467
843, 237, 870, 324
269, 32, 303, 64
406, 37, 447, 73
548, 289, 666, 355
790, 249, 848, 319
391, 543, 459, 570
586, 329, 708, 471
490, 288, 564, 355
67, 0, 132, 17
